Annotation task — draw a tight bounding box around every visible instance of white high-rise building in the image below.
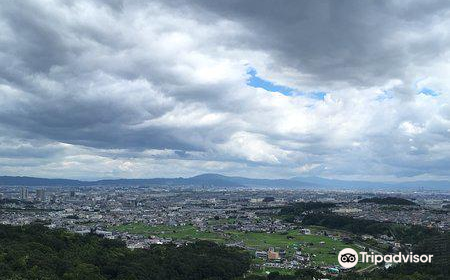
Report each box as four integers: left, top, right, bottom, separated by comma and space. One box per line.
20, 187, 28, 200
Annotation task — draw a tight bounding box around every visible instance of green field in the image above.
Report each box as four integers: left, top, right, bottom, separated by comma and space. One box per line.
109, 222, 368, 268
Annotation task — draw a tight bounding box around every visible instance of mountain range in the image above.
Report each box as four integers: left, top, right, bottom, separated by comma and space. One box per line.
0, 174, 449, 190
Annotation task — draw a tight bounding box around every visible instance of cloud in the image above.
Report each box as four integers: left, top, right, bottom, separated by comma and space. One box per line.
0, 0, 449, 180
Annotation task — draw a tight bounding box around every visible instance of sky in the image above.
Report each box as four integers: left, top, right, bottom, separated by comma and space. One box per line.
0, 0, 450, 181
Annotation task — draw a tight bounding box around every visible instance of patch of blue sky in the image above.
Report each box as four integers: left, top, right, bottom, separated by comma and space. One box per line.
376, 90, 394, 101
246, 67, 326, 100
308, 92, 326, 100
419, 87, 439, 96
246, 68, 295, 96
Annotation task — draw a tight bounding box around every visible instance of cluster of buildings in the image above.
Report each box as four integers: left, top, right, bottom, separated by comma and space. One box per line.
18, 187, 46, 201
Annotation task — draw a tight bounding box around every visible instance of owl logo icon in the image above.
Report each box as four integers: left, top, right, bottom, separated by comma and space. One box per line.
338, 248, 359, 268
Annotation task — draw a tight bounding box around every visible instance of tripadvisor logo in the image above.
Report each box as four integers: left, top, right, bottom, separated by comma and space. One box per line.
338, 248, 433, 269
338, 248, 359, 268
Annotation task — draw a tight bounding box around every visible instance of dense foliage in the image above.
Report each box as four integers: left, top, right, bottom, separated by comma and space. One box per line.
303, 212, 390, 233
358, 197, 417, 206
301, 213, 440, 244
279, 202, 335, 222
0, 224, 251, 280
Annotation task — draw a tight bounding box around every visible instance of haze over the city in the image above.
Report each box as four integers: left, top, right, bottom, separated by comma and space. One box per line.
1, 0, 450, 182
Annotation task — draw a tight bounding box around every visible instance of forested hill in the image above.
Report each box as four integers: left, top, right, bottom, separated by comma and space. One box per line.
0, 175, 312, 188
0, 224, 250, 280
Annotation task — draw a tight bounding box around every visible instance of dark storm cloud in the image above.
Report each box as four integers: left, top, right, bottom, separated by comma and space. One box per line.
175, 0, 450, 87
0, 3, 69, 73
0, 0, 249, 156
